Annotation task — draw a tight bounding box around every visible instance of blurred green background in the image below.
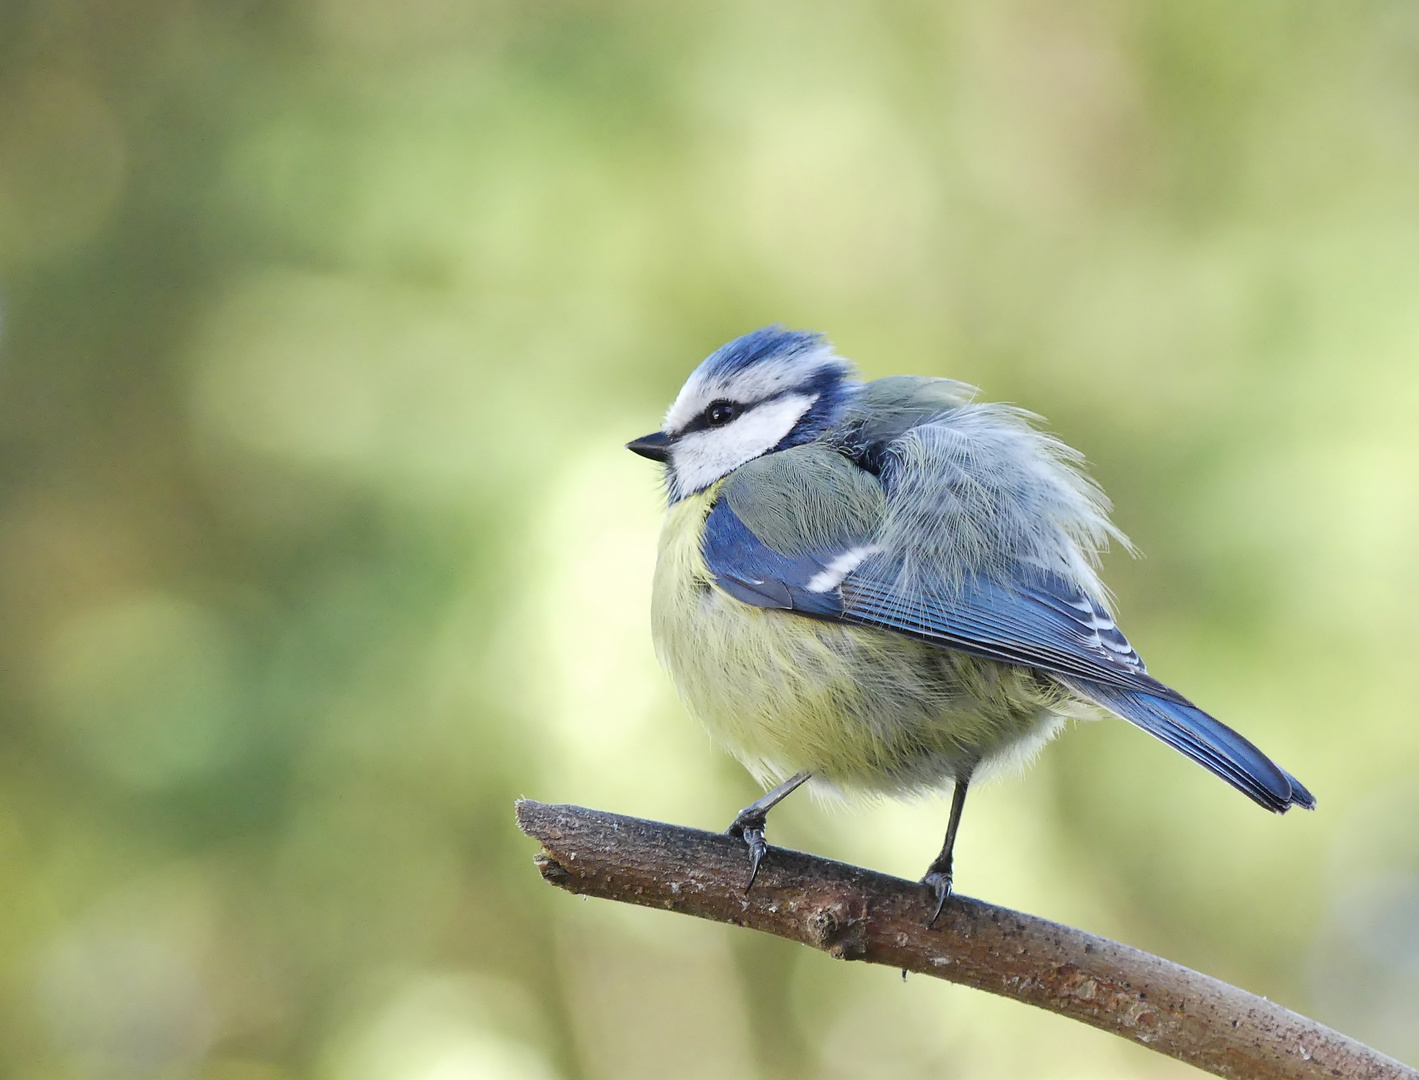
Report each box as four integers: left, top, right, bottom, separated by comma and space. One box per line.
2, 1, 1418, 1077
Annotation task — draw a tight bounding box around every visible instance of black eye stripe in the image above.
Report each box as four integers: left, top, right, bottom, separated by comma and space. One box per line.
671, 386, 812, 436
678, 398, 752, 435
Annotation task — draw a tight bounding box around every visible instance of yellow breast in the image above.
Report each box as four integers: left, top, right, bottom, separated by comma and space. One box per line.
649, 487, 1055, 795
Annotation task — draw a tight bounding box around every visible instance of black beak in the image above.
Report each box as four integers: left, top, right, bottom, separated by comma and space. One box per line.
626, 430, 672, 463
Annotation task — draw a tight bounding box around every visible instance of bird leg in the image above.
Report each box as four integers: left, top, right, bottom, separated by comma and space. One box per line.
921, 775, 971, 928
725, 771, 811, 890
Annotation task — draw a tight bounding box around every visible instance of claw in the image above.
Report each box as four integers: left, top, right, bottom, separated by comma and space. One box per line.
742, 825, 766, 889
721, 772, 811, 893
922, 869, 952, 929
726, 813, 768, 891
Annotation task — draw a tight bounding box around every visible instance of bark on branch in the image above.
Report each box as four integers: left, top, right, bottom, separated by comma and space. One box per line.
516, 799, 1415, 1080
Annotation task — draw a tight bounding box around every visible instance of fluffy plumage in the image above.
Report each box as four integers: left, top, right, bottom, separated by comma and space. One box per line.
635, 326, 1313, 829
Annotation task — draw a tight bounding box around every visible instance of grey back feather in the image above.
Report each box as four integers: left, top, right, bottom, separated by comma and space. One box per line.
724, 444, 885, 556
721, 374, 1128, 605
864, 392, 1128, 603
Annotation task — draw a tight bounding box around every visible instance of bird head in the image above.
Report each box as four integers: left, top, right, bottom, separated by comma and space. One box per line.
628, 326, 858, 502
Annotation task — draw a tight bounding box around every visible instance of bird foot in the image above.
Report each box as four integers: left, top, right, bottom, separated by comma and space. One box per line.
725, 810, 768, 891
921, 868, 953, 928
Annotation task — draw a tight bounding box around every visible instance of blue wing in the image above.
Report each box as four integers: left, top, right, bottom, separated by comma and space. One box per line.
844, 570, 1166, 698
702, 495, 1315, 813
700, 497, 845, 617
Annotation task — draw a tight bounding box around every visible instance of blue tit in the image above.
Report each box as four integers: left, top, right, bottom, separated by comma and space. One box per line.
627, 325, 1314, 922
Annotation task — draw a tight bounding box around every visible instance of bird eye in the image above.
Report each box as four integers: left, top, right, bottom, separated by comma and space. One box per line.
706, 401, 740, 427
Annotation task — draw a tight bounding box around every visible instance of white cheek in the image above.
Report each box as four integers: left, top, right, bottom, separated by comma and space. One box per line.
670, 393, 816, 498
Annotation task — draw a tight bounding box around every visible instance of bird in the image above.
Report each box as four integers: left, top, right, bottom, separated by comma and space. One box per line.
626, 325, 1314, 924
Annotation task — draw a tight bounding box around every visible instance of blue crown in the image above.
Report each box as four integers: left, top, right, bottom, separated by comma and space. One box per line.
699, 325, 833, 381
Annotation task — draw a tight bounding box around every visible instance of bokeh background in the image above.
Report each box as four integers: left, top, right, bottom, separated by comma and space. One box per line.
2, 1, 1418, 1077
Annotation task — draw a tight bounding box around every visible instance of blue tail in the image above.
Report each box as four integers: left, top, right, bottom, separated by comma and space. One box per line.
1067, 679, 1315, 813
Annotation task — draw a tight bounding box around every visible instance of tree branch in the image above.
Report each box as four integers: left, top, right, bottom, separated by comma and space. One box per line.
516, 799, 1416, 1080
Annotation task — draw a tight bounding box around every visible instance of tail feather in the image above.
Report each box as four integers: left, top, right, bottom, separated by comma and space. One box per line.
1280, 768, 1315, 810
1067, 679, 1316, 813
